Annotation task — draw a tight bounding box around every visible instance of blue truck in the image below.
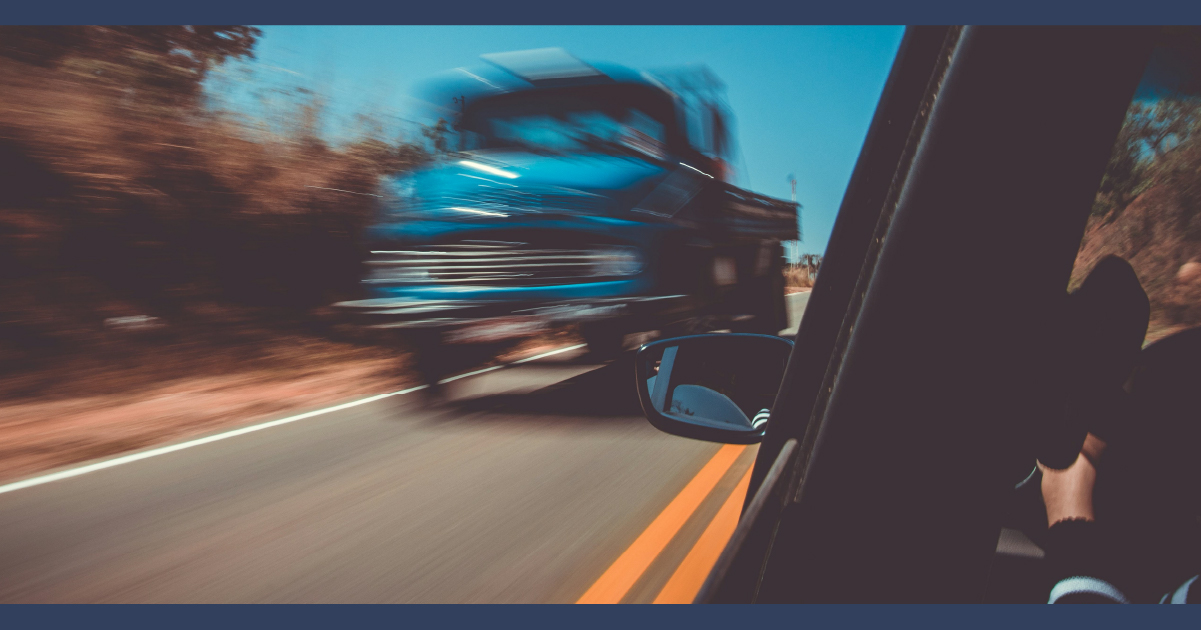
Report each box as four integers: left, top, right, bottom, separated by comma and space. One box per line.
334, 49, 798, 385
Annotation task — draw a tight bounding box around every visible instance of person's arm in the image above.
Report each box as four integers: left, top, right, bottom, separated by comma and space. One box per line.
1040, 433, 1104, 527
1040, 434, 1132, 603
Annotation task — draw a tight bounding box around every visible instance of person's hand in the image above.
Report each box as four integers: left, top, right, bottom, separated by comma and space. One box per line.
1040, 433, 1107, 527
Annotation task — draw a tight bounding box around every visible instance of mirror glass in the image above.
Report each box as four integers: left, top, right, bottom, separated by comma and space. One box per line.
637, 334, 793, 443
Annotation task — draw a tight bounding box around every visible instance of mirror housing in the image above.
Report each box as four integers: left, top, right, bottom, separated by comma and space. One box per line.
634, 333, 794, 444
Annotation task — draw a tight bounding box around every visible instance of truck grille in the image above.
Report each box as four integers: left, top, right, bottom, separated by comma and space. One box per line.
364, 241, 641, 287
417, 187, 608, 216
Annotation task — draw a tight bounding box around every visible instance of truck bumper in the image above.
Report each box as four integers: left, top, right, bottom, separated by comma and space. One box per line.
331, 295, 697, 345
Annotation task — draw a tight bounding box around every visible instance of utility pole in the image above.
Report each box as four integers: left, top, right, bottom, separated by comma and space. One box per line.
787, 174, 802, 265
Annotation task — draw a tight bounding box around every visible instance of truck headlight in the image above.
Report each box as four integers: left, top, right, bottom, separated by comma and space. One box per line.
593, 247, 644, 276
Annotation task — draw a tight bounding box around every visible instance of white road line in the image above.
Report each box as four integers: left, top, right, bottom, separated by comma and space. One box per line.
434, 343, 586, 384
0, 343, 587, 497
437, 365, 506, 383
511, 343, 586, 364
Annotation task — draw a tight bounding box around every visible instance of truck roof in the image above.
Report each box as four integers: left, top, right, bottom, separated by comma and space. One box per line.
414, 48, 721, 120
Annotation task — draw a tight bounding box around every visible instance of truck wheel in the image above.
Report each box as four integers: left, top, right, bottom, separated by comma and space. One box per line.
731, 260, 787, 335
581, 323, 625, 360
407, 332, 452, 388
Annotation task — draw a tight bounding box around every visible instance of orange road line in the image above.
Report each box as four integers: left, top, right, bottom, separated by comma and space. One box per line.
652, 464, 754, 604
575, 443, 747, 604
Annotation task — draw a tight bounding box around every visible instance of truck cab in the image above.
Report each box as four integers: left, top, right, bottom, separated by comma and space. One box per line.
335, 49, 797, 383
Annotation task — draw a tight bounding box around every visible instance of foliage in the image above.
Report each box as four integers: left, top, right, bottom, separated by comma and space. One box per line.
0, 26, 430, 373
785, 254, 822, 289
1092, 99, 1201, 219
0, 26, 259, 103
1078, 94, 1201, 333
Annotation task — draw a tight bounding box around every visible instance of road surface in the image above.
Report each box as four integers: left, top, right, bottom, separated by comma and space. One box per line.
0, 293, 810, 603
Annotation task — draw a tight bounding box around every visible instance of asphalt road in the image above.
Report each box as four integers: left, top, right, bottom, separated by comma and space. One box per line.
0, 292, 810, 603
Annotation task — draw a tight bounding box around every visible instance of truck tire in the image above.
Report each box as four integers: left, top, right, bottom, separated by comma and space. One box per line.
731, 251, 787, 335
408, 333, 452, 389
581, 323, 625, 360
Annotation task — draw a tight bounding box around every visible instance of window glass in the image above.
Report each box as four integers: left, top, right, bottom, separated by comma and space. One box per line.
479, 107, 666, 157
1075, 29, 1201, 343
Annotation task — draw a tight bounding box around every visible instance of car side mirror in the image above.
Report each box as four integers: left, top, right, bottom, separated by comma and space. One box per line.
635, 333, 794, 444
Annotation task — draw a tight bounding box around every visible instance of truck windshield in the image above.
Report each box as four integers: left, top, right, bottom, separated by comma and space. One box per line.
462, 99, 668, 159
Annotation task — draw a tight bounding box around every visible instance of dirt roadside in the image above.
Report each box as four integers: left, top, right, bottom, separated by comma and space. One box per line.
0, 330, 580, 485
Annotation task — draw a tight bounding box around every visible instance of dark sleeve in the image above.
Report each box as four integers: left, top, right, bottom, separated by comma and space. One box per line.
1044, 519, 1130, 604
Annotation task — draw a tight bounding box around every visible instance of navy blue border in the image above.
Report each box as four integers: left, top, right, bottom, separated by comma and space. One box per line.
4, 604, 1201, 626
2, 0, 1200, 26
3, 4, 1201, 625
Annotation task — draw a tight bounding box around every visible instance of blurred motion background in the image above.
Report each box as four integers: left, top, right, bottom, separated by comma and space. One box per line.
1, 25, 1200, 483
0, 26, 420, 356
0, 26, 896, 481
0, 26, 441, 478
1072, 27, 1201, 341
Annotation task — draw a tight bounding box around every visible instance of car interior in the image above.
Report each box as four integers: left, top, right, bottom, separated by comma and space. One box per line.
632, 26, 1201, 603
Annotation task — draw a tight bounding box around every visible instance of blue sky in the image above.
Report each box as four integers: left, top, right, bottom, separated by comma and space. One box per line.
213, 26, 904, 256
